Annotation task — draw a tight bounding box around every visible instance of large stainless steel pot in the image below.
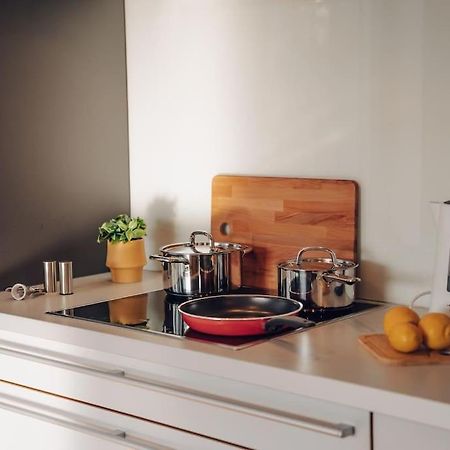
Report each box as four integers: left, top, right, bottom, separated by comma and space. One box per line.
277, 247, 361, 308
150, 231, 251, 297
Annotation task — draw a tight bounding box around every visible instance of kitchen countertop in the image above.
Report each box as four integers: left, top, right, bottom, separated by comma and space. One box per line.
0, 271, 449, 430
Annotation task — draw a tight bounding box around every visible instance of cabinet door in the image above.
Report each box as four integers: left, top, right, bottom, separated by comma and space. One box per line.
0, 338, 370, 450
0, 407, 133, 450
0, 381, 239, 450
373, 413, 450, 450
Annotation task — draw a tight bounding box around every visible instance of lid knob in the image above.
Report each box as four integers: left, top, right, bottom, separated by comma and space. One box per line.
190, 230, 214, 247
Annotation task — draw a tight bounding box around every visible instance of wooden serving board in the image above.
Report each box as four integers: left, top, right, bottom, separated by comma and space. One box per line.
211, 175, 358, 290
359, 334, 450, 366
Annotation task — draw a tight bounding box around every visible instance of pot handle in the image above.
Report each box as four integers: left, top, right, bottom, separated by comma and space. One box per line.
242, 245, 253, 256
296, 246, 338, 267
149, 255, 189, 265
321, 273, 361, 285
265, 316, 316, 334
190, 231, 214, 248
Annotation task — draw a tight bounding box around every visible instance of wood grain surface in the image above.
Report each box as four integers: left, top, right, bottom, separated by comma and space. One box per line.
211, 175, 358, 290
359, 334, 450, 366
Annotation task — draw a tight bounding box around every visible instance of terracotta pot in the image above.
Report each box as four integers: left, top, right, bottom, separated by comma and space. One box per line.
108, 294, 148, 325
106, 239, 147, 283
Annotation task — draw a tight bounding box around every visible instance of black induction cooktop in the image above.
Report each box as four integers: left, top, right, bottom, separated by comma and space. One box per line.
47, 288, 382, 350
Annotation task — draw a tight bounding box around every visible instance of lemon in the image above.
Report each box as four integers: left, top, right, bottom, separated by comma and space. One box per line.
383, 306, 420, 335
387, 322, 423, 353
418, 313, 450, 350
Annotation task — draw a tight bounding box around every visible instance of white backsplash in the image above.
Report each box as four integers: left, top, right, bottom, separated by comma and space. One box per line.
125, 0, 450, 304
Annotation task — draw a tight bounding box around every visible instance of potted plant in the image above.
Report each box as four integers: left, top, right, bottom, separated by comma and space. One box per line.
97, 214, 147, 283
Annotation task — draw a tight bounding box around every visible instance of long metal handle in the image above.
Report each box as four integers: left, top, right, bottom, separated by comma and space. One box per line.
0, 344, 126, 377
322, 273, 361, 285
0, 395, 173, 450
0, 342, 355, 438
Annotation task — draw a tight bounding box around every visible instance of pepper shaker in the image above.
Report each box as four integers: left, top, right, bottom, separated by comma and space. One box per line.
43, 261, 57, 293
59, 261, 73, 295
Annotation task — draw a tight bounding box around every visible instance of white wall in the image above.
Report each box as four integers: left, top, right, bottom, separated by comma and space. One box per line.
125, 0, 450, 303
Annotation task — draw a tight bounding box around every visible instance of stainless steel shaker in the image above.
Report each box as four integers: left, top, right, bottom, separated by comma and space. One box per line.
43, 261, 57, 293
59, 261, 73, 295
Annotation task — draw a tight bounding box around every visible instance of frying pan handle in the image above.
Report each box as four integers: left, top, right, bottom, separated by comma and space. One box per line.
265, 316, 316, 334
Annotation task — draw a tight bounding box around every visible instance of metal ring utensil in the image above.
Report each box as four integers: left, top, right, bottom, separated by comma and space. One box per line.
5, 283, 45, 301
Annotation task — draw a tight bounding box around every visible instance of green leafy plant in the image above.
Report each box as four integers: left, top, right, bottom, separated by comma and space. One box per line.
97, 214, 147, 244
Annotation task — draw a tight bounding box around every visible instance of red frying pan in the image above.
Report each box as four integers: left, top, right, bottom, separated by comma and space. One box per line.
178, 294, 315, 336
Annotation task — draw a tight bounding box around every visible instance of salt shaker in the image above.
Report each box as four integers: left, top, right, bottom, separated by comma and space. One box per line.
59, 261, 73, 295
43, 261, 57, 293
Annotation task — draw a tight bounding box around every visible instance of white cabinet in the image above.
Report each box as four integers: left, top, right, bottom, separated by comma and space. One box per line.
0, 338, 371, 450
0, 381, 238, 450
373, 413, 450, 450
0, 406, 135, 450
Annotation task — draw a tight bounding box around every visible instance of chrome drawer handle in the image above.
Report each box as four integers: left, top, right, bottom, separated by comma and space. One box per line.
0, 395, 173, 450
128, 372, 355, 438
0, 342, 355, 438
0, 344, 126, 377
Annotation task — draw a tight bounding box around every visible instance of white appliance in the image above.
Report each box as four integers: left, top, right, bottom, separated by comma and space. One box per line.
430, 201, 450, 313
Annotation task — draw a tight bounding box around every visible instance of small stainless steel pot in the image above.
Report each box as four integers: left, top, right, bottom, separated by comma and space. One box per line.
277, 247, 361, 308
150, 231, 251, 297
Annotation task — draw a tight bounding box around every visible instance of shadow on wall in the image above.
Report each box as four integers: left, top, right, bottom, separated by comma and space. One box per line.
358, 260, 388, 301
1, 229, 107, 290
146, 196, 177, 269
0, 0, 129, 290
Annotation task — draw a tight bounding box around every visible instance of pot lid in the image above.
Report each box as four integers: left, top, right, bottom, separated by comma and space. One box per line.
279, 259, 336, 272
277, 247, 357, 272
164, 242, 218, 255
160, 231, 247, 256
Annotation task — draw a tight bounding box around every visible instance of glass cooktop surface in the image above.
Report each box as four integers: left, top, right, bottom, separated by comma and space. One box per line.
47, 288, 382, 350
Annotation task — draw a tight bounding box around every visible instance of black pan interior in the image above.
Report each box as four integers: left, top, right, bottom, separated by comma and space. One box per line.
179, 295, 301, 319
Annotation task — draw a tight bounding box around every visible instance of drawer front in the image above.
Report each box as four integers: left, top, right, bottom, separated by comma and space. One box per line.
0, 381, 238, 450
373, 413, 450, 450
0, 339, 370, 450
0, 407, 134, 450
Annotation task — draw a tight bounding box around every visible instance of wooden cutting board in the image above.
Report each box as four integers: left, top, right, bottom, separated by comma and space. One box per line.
359, 334, 450, 366
211, 175, 358, 290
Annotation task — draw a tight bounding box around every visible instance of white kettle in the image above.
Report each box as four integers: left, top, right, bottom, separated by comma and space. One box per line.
430, 201, 450, 313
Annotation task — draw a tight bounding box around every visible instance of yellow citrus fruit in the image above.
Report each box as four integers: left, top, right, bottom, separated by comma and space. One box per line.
387, 322, 423, 353
383, 306, 420, 335
418, 313, 450, 350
